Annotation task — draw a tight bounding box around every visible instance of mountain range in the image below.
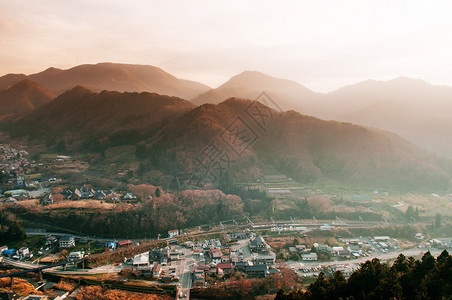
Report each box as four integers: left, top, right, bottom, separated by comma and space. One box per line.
4, 85, 451, 192
0, 62, 451, 190
192, 72, 452, 158
0, 63, 210, 99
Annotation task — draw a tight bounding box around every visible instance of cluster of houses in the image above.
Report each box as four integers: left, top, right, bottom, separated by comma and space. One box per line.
0, 144, 34, 196
421, 238, 452, 249
187, 235, 280, 286
0, 245, 32, 260
122, 247, 183, 283
0, 144, 142, 205
42, 185, 139, 205
287, 236, 402, 262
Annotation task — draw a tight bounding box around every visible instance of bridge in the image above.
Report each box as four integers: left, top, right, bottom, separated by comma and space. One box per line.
0, 257, 86, 286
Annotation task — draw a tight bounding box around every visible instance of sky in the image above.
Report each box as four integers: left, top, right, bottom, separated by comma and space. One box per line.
1, 0, 452, 92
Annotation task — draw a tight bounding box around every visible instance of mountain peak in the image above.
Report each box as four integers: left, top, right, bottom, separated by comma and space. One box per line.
64, 85, 94, 95
10, 79, 41, 89
0, 79, 55, 120
191, 70, 317, 113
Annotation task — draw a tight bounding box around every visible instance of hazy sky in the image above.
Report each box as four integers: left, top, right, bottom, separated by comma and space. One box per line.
1, 0, 452, 92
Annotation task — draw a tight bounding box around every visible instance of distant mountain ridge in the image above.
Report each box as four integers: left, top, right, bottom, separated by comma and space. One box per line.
2, 63, 452, 157
192, 72, 452, 157
191, 70, 322, 113
7, 87, 451, 192
0, 63, 210, 99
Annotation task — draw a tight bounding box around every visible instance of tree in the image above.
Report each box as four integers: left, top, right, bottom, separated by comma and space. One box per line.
56, 140, 67, 152
155, 187, 161, 198
406, 205, 415, 220
434, 213, 442, 228
289, 252, 301, 261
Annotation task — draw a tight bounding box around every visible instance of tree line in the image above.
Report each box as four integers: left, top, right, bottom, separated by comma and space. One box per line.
276, 250, 452, 300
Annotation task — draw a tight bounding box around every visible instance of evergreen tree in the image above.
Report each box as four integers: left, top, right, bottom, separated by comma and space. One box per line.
434, 213, 442, 228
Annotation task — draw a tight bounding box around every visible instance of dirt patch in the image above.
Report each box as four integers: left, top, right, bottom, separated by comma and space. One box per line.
45, 200, 116, 210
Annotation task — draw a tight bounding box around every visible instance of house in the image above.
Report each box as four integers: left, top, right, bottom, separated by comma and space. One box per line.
254, 254, 276, 265
329, 265, 353, 278
221, 255, 231, 263
2, 249, 16, 257
15, 194, 28, 201
269, 268, 280, 276
289, 247, 297, 253
231, 231, 249, 240
244, 265, 269, 278
152, 264, 162, 279
68, 252, 83, 261
234, 261, 252, 271
209, 248, 222, 264
193, 249, 203, 257
347, 244, 362, 254
206, 266, 224, 277
18, 247, 29, 258
193, 267, 206, 285
316, 244, 331, 253
45, 235, 57, 246
169, 248, 179, 261
107, 242, 117, 250
47, 193, 63, 204
95, 190, 106, 200
250, 236, 270, 253
295, 244, 307, 252
302, 253, 318, 261
59, 236, 75, 248
168, 229, 179, 238
133, 252, 150, 268
71, 189, 81, 200
2, 197, 18, 204
332, 246, 344, 252
216, 263, 234, 274
123, 192, 137, 200
61, 189, 73, 199
118, 240, 133, 247
230, 253, 242, 263
373, 236, 391, 242
80, 188, 95, 199
4, 189, 28, 199
414, 233, 424, 241
337, 249, 351, 259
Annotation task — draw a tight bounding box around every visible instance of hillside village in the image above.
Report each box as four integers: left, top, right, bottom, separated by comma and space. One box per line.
0, 144, 143, 206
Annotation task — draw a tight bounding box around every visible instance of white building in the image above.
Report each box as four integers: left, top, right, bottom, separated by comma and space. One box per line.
68, 251, 83, 260
133, 252, 150, 268
18, 247, 29, 258
302, 253, 318, 261
168, 229, 179, 238
59, 235, 75, 248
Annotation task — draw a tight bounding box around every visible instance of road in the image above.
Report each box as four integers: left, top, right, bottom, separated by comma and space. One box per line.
287, 247, 446, 270
175, 245, 193, 300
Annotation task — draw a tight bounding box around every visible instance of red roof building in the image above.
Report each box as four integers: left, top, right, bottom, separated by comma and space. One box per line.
118, 240, 133, 247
